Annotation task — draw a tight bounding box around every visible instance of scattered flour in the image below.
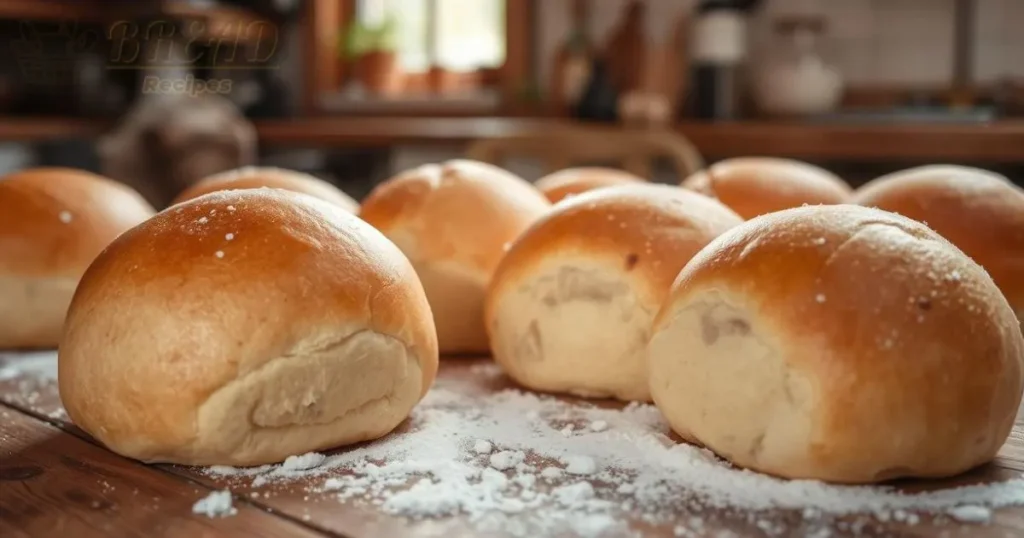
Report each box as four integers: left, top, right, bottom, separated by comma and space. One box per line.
0, 352, 59, 382
946, 505, 992, 523
192, 490, 237, 518
58, 210, 72, 223
215, 251, 225, 259
194, 376, 1024, 537
281, 452, 326, 472
490, 450, 525, 471
563, 456, 598, 476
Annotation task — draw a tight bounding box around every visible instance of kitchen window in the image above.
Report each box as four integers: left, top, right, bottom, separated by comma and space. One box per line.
355, 0, 506, 73
304, 0, 528, 114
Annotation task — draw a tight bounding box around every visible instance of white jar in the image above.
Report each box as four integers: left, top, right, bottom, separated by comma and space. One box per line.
753, 19, 843, 117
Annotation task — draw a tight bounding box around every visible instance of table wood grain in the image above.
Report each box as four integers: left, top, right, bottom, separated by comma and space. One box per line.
1, 353, 1023, 538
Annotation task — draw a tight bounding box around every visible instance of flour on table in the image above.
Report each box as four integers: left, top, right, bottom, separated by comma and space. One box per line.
192, 490, 237, 518
280, 452, 326, 472
195, 375, 1024, 537
946, 504, 992, 523
0, 351, 59, 382
0, 352, 62, 417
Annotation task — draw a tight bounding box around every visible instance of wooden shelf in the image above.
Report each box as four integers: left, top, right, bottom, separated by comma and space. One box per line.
251, 117, 1024, 162
2, 116, 1023, 162
0, 118, 111, 142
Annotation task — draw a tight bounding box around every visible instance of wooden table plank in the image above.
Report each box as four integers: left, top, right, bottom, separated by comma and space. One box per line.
0, 406, 328, 538
2, 352, 1024, 538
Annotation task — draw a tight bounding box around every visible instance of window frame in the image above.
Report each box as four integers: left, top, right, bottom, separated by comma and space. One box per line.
302, 0, 531, 116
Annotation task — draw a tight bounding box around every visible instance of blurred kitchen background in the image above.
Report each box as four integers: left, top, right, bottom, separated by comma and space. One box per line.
0, 0, 1021, 207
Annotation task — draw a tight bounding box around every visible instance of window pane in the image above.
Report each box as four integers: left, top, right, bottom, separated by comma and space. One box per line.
435, 0, 506, 70
356, 0, 430, 72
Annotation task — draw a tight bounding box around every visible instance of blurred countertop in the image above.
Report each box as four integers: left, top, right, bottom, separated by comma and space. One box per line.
1, 116, 1022, 162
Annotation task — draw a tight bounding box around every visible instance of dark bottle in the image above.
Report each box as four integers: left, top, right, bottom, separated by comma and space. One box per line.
574, 59, 619, 123
689, 0, 762, 120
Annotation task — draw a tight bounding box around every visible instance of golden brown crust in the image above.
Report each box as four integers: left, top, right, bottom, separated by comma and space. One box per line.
0, 167, 154, 349
174, 167, 359, 212
489, 184, 743, 309
652, 204, 1023, 482
359, 159, 551, 278
534, 167, 646, 204
853, 165, 1024, 320
59, 189, 438, 464
681, 157, 852, 219
0, 167, 155, 277
486, 184, 743, 400
358, 160, 550, 354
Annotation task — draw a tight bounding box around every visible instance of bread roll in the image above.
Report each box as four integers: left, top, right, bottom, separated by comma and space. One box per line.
59, 189, 438, 466
535, 167, 645, 204
853, 165, 1024, 329
174, 167, 359, 213
682, 157, 851, 219
0, 168, 154, 349
487, 184, 743, 401
359, 160, 551, 354
648, 204, 1023, 483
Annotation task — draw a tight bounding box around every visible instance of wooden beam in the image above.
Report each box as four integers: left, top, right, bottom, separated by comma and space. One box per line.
501, 0, 531, 101
301, 0, 351, 115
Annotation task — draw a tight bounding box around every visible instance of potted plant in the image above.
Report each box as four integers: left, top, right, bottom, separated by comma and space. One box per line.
341, 16, 403, 96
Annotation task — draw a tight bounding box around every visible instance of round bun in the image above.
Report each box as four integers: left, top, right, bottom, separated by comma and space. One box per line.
59, 189, 438, 466
359, 160, 551, 354
648, 204, 1023, 483
0, 167, 155, 349
534, 167, 645, 204
174, 167, 359, 213
853, 165, 1024, 328
682, 157, 852, 219
487, 184, 743, 401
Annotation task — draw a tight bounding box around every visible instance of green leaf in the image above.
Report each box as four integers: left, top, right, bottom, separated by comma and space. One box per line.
339, 14, 399, 59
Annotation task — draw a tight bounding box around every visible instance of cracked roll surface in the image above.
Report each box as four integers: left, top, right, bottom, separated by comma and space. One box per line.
0, 167, 155, 349
59, 189, 438, 466
535, 167, 646, 204
359, 160, 551, 354
174, 166, 359, 213
681, 157, 851, 219
486, 184, 743, 401
853, 165, 1024, 330
648, 204, 1024, 483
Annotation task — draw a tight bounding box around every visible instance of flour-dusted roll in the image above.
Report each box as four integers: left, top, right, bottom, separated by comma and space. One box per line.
681, 157, 851, 219
487, 184, 743, 401
535, 167, 646, 204
59, 189, 438, 466
853, 165, 1024, 329
359, 160, 552, 354
0, 168, 155, 349
648, 204, 1024, 483
174, 167, 359, 213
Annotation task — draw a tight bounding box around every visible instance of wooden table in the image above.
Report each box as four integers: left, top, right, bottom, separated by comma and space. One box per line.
1, 352, 1023, 538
